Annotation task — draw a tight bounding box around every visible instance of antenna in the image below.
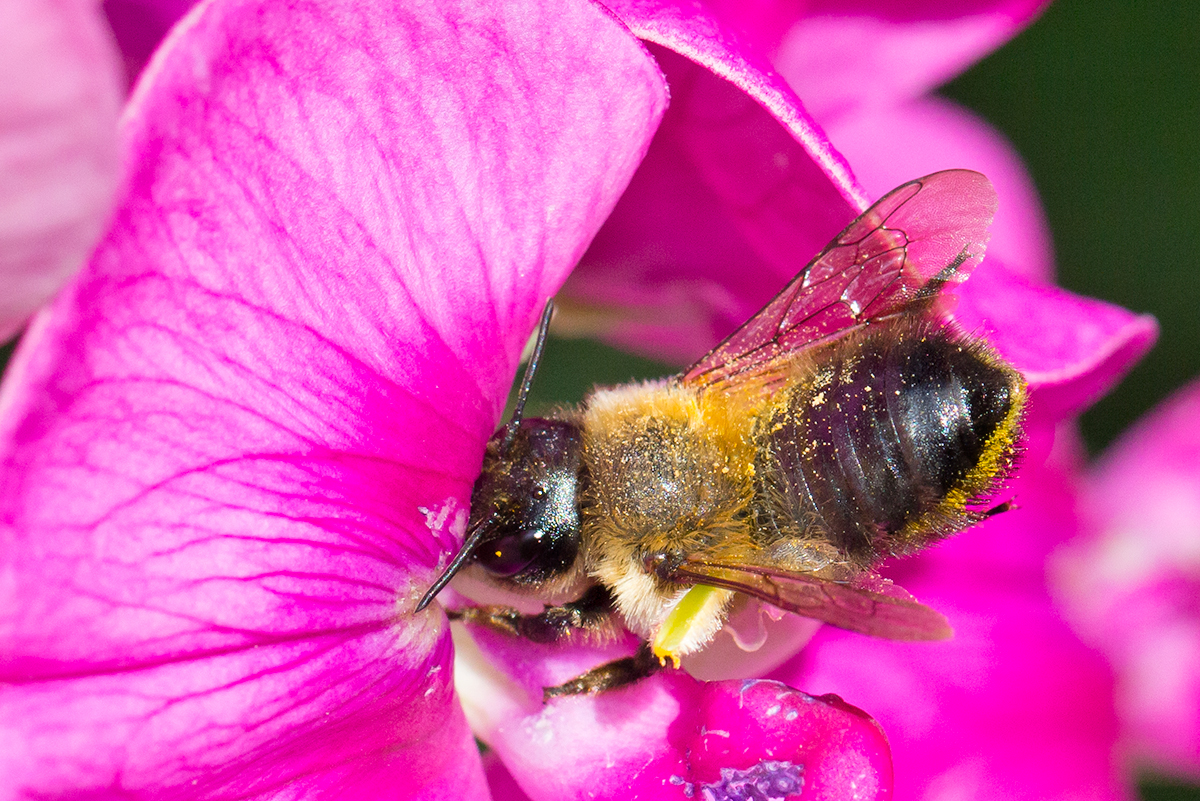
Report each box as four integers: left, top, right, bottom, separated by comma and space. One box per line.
414, 514, 494, 612
414, 298, 555, 613
501, 298, 554, 451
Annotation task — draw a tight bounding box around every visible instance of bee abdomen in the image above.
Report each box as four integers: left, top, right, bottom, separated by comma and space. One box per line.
755, 319, 1023, 563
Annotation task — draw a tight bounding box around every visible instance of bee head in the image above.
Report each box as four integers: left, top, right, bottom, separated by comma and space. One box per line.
415, 300, 590, 612
467, 418, 587, 585
415, 415, 587, 612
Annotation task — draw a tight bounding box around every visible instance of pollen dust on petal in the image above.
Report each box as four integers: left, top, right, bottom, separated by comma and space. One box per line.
399, 497, 467, 624
418, 497, 468, 544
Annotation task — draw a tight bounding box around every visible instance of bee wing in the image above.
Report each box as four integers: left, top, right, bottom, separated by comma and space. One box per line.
673, 558, 952, 641
680, 170, 997, 388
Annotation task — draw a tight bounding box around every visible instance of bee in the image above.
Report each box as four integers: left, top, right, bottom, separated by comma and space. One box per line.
416, 170, 1026, 699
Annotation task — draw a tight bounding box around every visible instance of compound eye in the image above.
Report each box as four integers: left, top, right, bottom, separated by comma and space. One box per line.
476, 529, 546, 578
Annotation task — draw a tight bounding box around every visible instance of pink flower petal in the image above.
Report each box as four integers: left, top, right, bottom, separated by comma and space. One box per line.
1058, 379, 1200, 778
0, 0, 122, 341
773, 429, 1132, 801
459, 627, 892, 800
0, 0, 667, 795
613, 0, 866, 209
775, 0, 1047, 121
485, 751, 535, 801
562, 0, 873, 364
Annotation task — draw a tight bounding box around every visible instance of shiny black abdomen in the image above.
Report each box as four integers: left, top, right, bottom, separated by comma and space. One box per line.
755, 318, 1020, 562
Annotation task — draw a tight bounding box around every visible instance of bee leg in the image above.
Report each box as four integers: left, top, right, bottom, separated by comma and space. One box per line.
450, 588, 662, 699
542, 642, 663, 701
449, 585, 615, 644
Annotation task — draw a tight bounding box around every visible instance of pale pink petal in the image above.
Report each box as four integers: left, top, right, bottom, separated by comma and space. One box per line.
775, 0, 1047, 121
459, 626, 892, 800
0, 0, 122, 341
1058, 379, 1200, 779
826, 97, 1055, 282
0, 0, 667, 795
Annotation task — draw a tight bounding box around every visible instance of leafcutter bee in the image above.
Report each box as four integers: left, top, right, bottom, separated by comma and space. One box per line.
417, 170, 1026, 699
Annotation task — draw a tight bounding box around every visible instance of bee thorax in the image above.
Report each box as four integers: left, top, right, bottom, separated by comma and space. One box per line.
579, 382, 757, 633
